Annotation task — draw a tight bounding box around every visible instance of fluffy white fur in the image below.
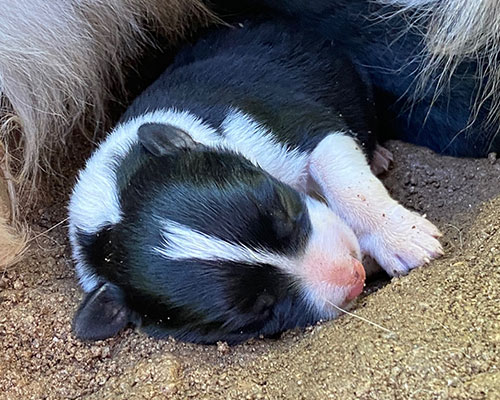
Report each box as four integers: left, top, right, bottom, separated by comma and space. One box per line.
0, 0, 215, 268
379, 0, 500, 136
0, 0, 214, 183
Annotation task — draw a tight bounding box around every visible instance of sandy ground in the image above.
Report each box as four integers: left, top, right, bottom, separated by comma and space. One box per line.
0, 141, 499, 400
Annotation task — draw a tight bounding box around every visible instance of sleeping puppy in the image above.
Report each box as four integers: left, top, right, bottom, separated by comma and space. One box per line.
68, 18, 443, 344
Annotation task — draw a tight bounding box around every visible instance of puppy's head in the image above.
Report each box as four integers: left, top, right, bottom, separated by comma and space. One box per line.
72, 123, 364, 343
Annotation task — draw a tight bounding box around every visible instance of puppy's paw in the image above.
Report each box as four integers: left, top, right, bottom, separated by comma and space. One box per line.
360, 204, 443, 276
370, 144, 393, 176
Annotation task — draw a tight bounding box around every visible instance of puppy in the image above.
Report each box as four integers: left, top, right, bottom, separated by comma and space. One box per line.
69, 19, 442, 344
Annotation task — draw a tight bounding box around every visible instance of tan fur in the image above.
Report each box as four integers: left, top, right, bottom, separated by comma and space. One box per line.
0, 214, 27, 269
0, 166, 26, 268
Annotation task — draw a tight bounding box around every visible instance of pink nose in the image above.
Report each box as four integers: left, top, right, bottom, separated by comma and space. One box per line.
346, 259, 366, 300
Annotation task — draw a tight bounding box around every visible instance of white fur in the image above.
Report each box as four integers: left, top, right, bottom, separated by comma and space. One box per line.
156, 108, 310, 188
308, 133, 443, 276
382, 0, 437, 5
309, 133, 394, 233
155, 219, 298, 273
220, 110, 310, 190
68, 245, 100, 292
378, 0, 500, 144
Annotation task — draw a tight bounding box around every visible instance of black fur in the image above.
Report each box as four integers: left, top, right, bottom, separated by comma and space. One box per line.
137, 123, 199, 156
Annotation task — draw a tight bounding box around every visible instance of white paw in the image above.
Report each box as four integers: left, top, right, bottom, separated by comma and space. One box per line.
370, 144, 393, 176
359, 204, 443, 276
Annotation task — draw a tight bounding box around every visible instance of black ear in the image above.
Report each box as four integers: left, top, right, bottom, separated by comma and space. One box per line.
137, 123, 198, 156
73, 283, 139, 341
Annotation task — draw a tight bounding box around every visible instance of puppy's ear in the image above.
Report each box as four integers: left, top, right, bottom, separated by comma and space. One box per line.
73, 283, 139, 341
138, 123, 198, 156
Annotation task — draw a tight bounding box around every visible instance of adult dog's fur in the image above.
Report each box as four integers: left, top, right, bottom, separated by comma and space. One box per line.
383, 0, 500, 145
0, 0, 498, 267
0, 0, 214, 182
0, 146, 26, 268
0, 0, 216, 267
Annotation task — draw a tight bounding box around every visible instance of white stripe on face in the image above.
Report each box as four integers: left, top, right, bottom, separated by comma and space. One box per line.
154, 194, 363, 317
155, 219, 298, 274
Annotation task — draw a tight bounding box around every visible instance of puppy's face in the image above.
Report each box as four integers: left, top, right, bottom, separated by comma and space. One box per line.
73, 123, 365, 343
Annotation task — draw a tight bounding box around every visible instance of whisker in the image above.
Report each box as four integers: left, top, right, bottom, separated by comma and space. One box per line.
323, 299, 396, 335
28, 217, 69, 243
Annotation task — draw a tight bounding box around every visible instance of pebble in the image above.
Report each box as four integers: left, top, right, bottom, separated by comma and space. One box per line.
13, 280, 24, 290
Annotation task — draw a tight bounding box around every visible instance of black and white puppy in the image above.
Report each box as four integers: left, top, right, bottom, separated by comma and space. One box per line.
68, 19, 442, 344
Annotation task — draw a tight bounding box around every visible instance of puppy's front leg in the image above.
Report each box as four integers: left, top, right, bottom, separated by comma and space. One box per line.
308, 133, 443, 276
